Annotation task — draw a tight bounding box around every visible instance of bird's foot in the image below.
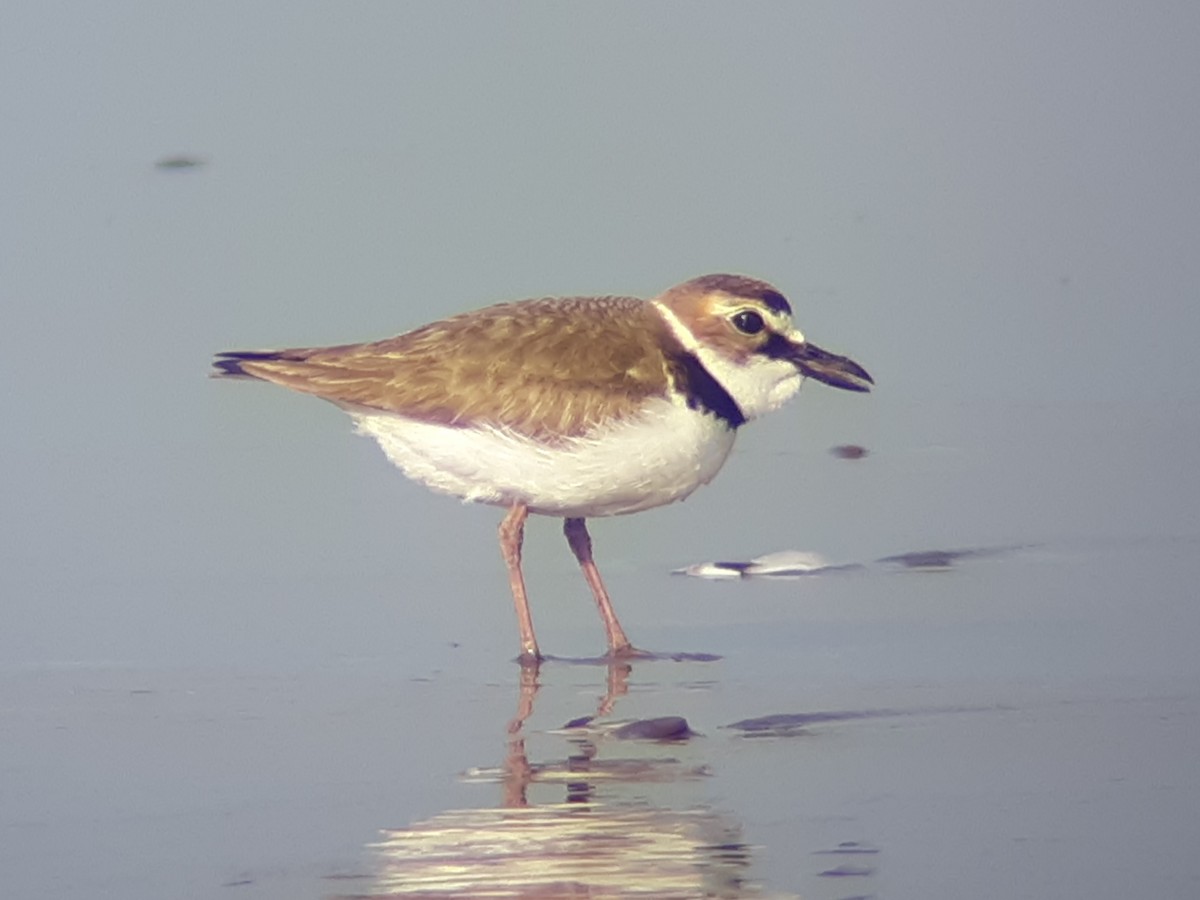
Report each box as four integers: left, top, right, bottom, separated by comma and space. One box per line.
514, 650, 544, 669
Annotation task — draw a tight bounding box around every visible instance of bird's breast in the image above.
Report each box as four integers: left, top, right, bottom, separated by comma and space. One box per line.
349, 397, 737, 517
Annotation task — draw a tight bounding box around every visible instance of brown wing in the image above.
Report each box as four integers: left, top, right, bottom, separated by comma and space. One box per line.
213, 296, 679, 440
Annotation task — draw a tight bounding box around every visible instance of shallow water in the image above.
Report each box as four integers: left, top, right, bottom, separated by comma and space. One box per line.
5, 397, 1198, 899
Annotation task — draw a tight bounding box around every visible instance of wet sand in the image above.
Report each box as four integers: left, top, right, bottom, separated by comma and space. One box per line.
5, 514, 1198, 899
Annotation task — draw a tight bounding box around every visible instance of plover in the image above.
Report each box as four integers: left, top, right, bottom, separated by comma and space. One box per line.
213, 274, 872, 662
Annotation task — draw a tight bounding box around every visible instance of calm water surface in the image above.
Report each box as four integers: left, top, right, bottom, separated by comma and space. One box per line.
4, 400, 1197, 899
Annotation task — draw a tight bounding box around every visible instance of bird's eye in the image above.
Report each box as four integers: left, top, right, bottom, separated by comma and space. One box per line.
730, 310, 765, 335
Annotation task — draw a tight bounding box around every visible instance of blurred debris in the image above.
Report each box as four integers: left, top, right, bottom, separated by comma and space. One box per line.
553, 715, 697, 742
877, 546, 1010, 570
814, 841, 881, 855
817, 862, 876, 877
831, 443, 869, 459
612, 716, 695, 741
674, 550, 856, 579
725, 709, 900, 737
677, 544, 1033, 580
726, 705, 1001, 738
154, 154, 205, 170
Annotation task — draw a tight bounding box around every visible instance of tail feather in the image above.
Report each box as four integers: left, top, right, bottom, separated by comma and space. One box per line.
211, 349, 294, 379
211, 343, 392, 408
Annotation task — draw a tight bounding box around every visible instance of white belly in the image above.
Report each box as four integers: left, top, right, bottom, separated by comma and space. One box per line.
349, 397, 737, 517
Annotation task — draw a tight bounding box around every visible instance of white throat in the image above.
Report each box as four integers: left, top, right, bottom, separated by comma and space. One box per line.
651, 300, 804, 420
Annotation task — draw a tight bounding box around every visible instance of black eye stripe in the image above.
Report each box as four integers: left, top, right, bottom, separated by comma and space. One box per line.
758, 331, 797, 360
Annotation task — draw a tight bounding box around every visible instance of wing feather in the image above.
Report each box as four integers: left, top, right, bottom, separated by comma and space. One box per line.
214, 296, 678, 440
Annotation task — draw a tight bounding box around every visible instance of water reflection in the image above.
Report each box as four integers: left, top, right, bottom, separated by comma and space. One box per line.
336, 662, 788, 899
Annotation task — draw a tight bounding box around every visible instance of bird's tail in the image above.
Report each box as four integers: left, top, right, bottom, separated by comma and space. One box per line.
211, 349, 307, 379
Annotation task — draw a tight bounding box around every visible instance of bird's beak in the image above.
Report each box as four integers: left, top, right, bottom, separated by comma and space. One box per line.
791, 341, 874, 393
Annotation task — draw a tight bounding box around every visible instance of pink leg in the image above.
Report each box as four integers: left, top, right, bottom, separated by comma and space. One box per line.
563, 517, 634, 657
499, 502, 541, 664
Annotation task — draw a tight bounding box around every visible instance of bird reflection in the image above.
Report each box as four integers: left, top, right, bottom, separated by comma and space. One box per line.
336, 660, 786, 899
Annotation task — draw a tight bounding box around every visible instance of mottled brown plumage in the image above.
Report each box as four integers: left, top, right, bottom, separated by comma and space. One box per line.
215, 296, 691, 441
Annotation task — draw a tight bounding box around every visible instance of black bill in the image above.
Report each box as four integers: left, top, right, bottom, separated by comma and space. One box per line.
791, 341, 874, 393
